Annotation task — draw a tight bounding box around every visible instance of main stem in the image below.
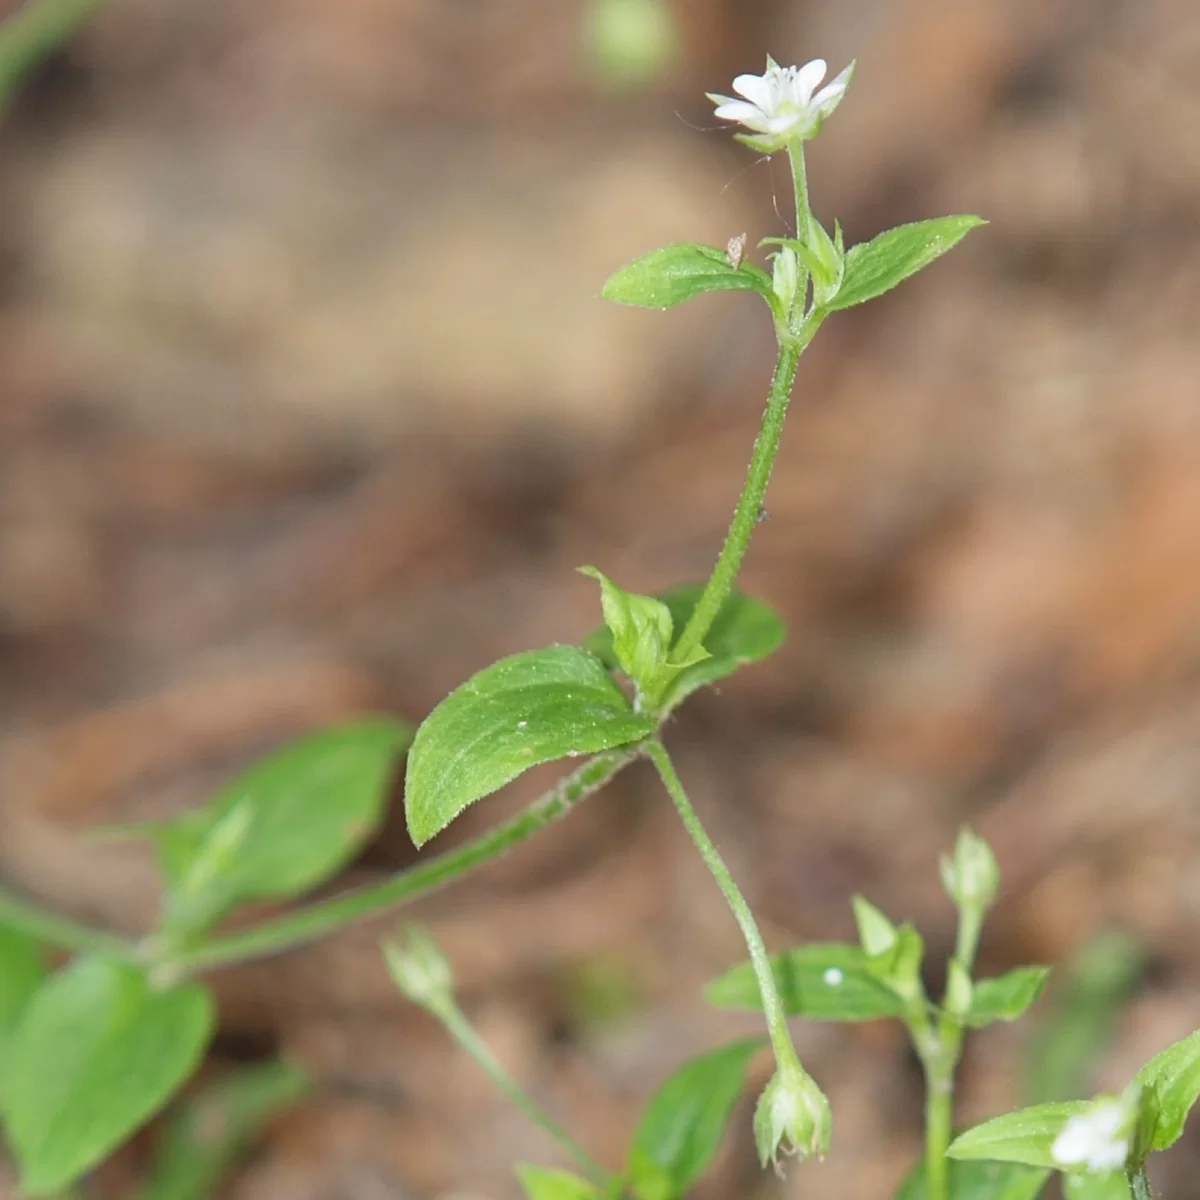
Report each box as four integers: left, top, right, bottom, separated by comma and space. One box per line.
921, 904, 987, 1200
644, 739, 796, 1070
673, 141, 814, 666
436, 999, 612, 1188
1129, 1167, 1152, 1200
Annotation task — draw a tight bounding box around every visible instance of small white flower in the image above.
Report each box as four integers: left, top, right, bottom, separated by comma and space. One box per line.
708, 56, 854, 151
1051, 1099, 1132, 1172
823, 967, 844, 986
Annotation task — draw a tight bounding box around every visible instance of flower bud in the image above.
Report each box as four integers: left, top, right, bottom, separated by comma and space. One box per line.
383, 924, 454, 1013
940, 827, 999, 914
753, 1062, 831, 1168
771, 246, 801, 314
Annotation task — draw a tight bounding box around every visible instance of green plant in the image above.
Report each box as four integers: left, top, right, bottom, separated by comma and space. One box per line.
2, 49, 1193, 1200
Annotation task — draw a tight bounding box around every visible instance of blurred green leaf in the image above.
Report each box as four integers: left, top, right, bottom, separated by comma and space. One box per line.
626, 1038, 761, 1200
1062, 1170, 1130, 1200
1023, 931, 1143, 1105
892, 1157, 1050, 1200
0, 955, 214, 1196
145, 718, 410, 938
0, 925, 46, 1058
0, 0, 103, 111
830, 217, 985, 311
136, 1060, 309, 1200
1133, 1028, 1200, 1152
587, 0, 678, 87
961, 967, 1051, 1029
405, 646, 654, 847
517, 1165, 604, 1200
706, 942, 907, 1022
852, 894, 899, 955
602, 243, 776, 311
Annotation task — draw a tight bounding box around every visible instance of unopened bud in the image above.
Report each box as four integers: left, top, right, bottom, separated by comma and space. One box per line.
753, 1062, 831, 1169
940, 828, 999, 914
383, 924, 454, 1013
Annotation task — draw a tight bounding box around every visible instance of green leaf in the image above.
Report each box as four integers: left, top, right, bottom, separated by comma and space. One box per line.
866, 924, 926, 1007
0, 956, 214, 1195
136, 1060, 309, 1200
0, 926, 46, 1053
516, 1164, 604, 1200
626, 1038, 761, 1200
405, 646, 655, 846
146, 718, 410, 937
601, 242, 776, 311
893, 1157, 1050, 1200
1023, 931, 1143, 1105
947, 1102, 1091, 1170
960, 967, 1051, 1029
1063, 1171, 1130, 1200
1133, 1027, 1200, 1151
579, 567, 707, 706
584, 583, 784, 710
705, 943, 907, 1022
829, 216, 985, 311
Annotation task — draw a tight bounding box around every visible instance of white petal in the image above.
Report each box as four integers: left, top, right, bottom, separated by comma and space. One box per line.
791, 58, 827, 106
812, 62, 854, 116
712, 100, 768, 128
731, 72, 772, 110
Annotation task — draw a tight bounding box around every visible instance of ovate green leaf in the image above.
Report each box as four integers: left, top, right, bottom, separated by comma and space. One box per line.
830, 216, 985, 311
0, 956, 214, 1196
1062, 1171, 1130, 1200
0, 925, 45, 1055
705, 942, 907, 1022
148, 718, 410, 937
947, 1103, 1091, 1170
602, 242, 776, 310
405, 646, 655, 846
626, 1038, 761, 1200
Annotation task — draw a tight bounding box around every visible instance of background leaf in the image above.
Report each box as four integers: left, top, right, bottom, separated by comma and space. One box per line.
149, 718, 410, 937
584, 583, 784, 710
947, 1102, 1090, 1170
705, 943, 907, 1021
626, 1038, 761, 1200
405, 645, 655, 846
0, 955, 214, 1196
1133, 1027, 1200, 1151
1023, 931, 1143, 1104
601, 242, 775, 310
136, 1060, 309, 1200
893, 1157, 1050, 1200
516, 1164, 603, 1200
0, 925, 46, 1059
962, 967, 1051, 1028
829, 216, 984, 310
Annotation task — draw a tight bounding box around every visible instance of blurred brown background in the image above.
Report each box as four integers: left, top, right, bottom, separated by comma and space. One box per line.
2, 0, 1200, 1195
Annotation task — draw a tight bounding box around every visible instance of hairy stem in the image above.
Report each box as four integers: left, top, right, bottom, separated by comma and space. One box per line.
0, 883, 134, 959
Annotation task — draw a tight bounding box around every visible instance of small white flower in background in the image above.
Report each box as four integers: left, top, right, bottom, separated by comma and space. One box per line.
823, 967, 844, 986
1051, 1097, 1133, 1172
708, 56, 854, 152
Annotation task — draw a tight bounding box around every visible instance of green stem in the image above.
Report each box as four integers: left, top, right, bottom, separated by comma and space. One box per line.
644, 738, 797, 1071
919, 902, 988, 1200
434, 998, 612, 1188
671, 143, 822, 667
1129, 1166, 1152, 1200
0, 882, 134, 959
670, 337, 801, 665
0, 0, 103, 109
165, 749, 635, 979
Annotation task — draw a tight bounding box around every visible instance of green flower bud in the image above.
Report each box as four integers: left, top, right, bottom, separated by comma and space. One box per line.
383, 924, 454, 1013
940, 827, 1000, 914
753, 1062, 831, 1168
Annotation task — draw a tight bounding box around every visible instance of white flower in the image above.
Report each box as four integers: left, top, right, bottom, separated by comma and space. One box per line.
708, 57, 854, 151
1051, 1099, 1132, 1172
